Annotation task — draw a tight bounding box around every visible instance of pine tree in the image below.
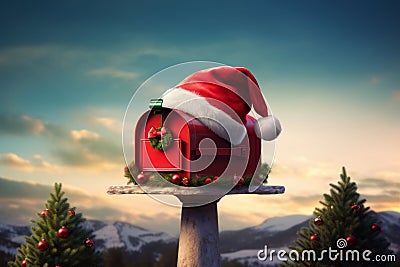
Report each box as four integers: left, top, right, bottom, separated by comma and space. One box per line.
8, 183, 103, 267
282, 167, 393, 267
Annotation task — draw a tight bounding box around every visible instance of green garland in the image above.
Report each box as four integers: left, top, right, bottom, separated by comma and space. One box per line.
149, 127, 173, 150
124, 162, 270, 187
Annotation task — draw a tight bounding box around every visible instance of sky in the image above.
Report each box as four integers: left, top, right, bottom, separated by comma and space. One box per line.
0, 1, 399, 235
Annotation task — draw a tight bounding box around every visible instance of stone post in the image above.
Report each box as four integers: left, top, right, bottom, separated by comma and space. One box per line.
177, 202, 220, 267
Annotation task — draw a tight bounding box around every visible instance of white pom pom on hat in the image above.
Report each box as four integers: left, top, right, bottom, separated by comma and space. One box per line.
162, 66, 281, 145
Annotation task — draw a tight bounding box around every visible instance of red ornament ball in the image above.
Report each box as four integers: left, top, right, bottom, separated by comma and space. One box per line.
21, 259, 27, 267
351, 203, 361, 212
205, 178, 213, 184
371, 223, 381, 232
171, 174, 181, 185
314, 216, 323, 226
346, 235, 356, 246
85, 238, 94, 248
233, 176, 244, 188
68, 209, 75, 217
310, 234, 320, 241
58, 226, 70, 238
182, 177, 190, 186
136, 172, 148, 184
40, 209, 50, 217
37, 239, 49, 251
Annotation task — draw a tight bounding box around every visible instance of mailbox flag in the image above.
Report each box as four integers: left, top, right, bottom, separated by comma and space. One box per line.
162, 66, 281, 146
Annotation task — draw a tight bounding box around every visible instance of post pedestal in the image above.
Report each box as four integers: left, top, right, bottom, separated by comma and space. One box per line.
107, 185, 285, 267
178, 202, 220, 267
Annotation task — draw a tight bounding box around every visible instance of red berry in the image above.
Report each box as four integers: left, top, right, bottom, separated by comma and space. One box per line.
37, 239, 49, 251
21, 259, 27, 267
213, 176, 219, 181
171, 174, 181, 185
371, 223, 381, 232
58, 226, 70, 238
136, 172, 148, 184
85, 238, 94, 248
310, 234, 319, 241
68, 209, 75, 217
40, 209, 50, 217
346, 235, 356, 246
124, 165, 129, 172
182, 177, 190, 186
205, 178, 213, 184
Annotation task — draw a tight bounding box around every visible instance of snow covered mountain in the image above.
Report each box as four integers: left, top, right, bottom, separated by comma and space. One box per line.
0, 220, 176, 256
220, 214, 311, 253
84, 220, 176, 252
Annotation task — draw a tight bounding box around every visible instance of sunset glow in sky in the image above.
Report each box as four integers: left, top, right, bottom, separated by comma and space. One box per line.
0, 1, 399, 235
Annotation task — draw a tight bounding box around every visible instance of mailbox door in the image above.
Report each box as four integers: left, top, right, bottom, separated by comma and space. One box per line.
140, 139, 182, 171
135, 109, 191, 174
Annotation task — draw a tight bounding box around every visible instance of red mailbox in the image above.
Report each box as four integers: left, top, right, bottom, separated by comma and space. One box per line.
135, 108, 261, 179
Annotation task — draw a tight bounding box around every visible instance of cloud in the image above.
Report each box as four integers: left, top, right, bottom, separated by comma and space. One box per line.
288, 194, 322, 206
359, 177, 400, 189
94, 117, 122, 132
95, 117, 115, 128
392, 90, 400, 103
0, 45, 86, 68
271, 158, 338, 180
87, 67, 139, 80
51, 132, 122, 168
0, 177, 110, 225
0, 177, 58, 199
71, 129, 100, 141
0, 114, 45, 136
0, 113, 123, 170
0, 153, 33, 171
0, 177, 181, 234
0, 153, 58, 172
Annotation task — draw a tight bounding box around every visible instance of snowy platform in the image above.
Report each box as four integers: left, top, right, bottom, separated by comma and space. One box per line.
106, 184, 285, 195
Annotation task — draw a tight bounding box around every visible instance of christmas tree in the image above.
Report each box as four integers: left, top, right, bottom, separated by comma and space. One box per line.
8, 183, 103, 267
283, 167, 393, 267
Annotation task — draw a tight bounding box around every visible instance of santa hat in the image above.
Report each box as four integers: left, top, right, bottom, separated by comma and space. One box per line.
161, 66, 281, 146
